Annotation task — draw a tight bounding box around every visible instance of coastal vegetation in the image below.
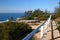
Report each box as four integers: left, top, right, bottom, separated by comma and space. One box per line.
23, 9, 50, 21
52, 7, 60, 20
57, 21, 60, 33
23, 6, 60, 21
0, 21, 33, 40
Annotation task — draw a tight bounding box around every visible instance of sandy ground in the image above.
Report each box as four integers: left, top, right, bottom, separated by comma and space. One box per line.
29, 21, 60, 40
43, 21, 60, 40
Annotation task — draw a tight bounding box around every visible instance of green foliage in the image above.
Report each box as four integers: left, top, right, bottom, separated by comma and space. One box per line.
52, 13, 59, 20
0, 22, 33, 40
57, 21, 60, 33
32, 9, 43, 17
36, 15, 49, 21
24, 11, 33, 20
53, 14, 60, 20
57, 26, 60, 31
57, 21, 60, 24
24, 9, 50, 20
52, 7, 60, 20
54, 7, 60, 14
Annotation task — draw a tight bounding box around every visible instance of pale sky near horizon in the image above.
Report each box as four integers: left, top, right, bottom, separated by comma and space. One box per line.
0, 0, 60, 13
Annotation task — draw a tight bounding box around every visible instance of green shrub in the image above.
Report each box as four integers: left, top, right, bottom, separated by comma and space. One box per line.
57, 21, 60, 25
57, 21, 60, 33
0, 22, 33, 40
57, 26, 60, 33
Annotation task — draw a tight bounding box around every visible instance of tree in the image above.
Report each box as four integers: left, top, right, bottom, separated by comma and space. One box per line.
24, 11, 33, 20
32, 9, 44, 17
54, 2, 60, 16
52, 2, 60, 20
54, 7, 60, 15
57, 21, 60, 34
23, 9, 50, 20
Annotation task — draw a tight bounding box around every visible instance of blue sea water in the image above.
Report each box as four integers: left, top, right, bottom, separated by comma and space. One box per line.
0, 13, 24, 21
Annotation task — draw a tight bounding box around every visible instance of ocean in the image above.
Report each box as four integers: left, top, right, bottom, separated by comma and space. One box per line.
0, 13, 24, 21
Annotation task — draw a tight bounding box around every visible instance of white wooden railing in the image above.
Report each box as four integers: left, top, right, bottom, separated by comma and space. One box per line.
22, 15, 52, 40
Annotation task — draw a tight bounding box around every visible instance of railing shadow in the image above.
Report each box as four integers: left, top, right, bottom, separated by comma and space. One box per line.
50, 21, 54, 40
47, 28, 57, 32
50, 21, 60, 40
50, 36, 60, 40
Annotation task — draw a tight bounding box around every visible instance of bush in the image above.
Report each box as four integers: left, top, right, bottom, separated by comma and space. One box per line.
57, 21, 60, 25
57, 26, 60, 33
0, 22, 33, 40
57, 21, 60, 33
52, 13, 60, 20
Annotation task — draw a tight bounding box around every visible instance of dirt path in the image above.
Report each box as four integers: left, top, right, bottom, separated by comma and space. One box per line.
31, 21, 60, 40
43, 20, 60, 40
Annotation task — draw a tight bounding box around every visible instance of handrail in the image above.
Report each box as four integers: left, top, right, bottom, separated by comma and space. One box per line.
22, 15, 52, 40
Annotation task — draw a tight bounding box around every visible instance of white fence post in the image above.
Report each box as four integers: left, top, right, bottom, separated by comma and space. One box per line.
40, 26, 44, 40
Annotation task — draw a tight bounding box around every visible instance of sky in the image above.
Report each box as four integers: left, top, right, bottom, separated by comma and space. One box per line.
0, 0, 60, 13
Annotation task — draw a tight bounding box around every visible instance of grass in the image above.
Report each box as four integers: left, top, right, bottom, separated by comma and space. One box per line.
0, 22, 33, 40
57, 21, 60, 33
